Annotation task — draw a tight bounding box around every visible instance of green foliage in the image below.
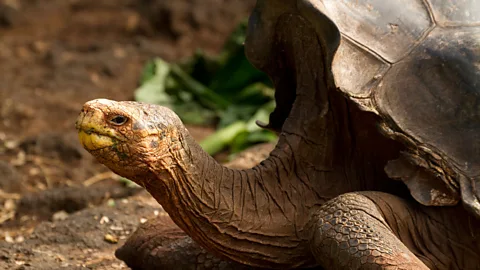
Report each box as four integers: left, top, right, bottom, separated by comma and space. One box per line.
134, 21, 277, 155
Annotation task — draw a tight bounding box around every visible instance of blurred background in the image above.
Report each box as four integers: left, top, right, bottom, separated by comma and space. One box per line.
0, 0, 278, 268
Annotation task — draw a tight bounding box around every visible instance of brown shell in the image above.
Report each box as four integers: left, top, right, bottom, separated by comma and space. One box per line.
318, 0, 480, 216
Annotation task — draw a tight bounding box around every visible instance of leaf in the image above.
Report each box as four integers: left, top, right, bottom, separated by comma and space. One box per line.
134, 58, 172, 105
246, 100, 276, 131
199, 121, 247, 155
139, 60, 158, 84
179, 49, 221, 85
207, 20, 271, 99
229, 131, 250, 153
169, 64, 231, 110
229, 129, 276, 154
234, 82, 274, 105
208, 49, 268, 98
134, 20, 279, 155
119, 177, 140, 188
174, 102, 217, 125
218, 105, 257, 128
246, 130, 277, 143
218, 20, 248, 63
225, 101, 277, 154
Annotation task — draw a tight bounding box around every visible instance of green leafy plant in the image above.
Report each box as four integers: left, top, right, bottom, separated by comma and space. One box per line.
134, 21, 277, 156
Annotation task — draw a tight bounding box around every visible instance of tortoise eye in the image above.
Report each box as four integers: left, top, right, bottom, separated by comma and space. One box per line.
109, 115, 128, 125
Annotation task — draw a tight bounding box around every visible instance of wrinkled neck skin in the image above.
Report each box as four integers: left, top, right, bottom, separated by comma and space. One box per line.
141, 14, 405, 270
141, 90, 404, 269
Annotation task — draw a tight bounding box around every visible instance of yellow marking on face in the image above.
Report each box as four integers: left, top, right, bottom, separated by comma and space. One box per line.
76, 104, 127, 145
77, 117, 120, 139
78, 130, 115, 150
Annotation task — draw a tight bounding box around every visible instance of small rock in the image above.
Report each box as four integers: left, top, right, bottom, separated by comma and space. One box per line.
28, 167, 40, 176
14, 260, 25, 266
99, 216, 110, 224
15, 236, 24, 243
52, 211, 69, 221
104, 233, 118, 244
4, 140, 17, 149
107, 199, 116, 207
109, 225, 123, 231
113, 47, 126, 59
4, 233, 13, 243
4, 199, 15, 210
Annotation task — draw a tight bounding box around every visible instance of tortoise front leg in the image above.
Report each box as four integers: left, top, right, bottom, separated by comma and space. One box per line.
116, 215, 255, 270
310, 192, 429, 270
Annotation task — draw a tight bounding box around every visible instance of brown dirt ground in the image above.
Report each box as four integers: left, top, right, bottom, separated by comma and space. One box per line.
0, 0, 266, 268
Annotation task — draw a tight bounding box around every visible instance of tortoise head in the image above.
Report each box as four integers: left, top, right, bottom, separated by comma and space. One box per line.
75, 99, 186, 184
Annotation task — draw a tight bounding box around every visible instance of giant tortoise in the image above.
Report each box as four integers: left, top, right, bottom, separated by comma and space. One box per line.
76, 0, 480, 269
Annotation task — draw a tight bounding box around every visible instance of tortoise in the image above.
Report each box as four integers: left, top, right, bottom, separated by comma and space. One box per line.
76, 0, 480, 269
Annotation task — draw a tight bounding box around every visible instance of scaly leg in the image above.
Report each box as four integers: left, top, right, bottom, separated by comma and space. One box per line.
310, 192, 429, 270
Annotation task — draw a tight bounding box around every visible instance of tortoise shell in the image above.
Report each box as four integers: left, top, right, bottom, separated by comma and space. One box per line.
316, 0, 480, 216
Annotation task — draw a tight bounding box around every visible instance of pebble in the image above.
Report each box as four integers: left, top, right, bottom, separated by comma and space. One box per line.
104, 233, 118, 244
52, 211, 69, 221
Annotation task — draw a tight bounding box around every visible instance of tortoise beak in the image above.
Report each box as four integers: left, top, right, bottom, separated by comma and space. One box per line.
76, 99, 125, 151
75, 111, 85, 131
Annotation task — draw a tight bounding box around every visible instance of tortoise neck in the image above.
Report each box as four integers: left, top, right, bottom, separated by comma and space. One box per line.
144, 131, 319, 268
143, 88, 404, 268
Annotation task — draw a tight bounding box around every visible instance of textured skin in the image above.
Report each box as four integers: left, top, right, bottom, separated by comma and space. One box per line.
311, 193, 428, 269
366, 192, 480, 270
76, 97, 480, 269
116, 215, 255, 270
75, 0, 479, 269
